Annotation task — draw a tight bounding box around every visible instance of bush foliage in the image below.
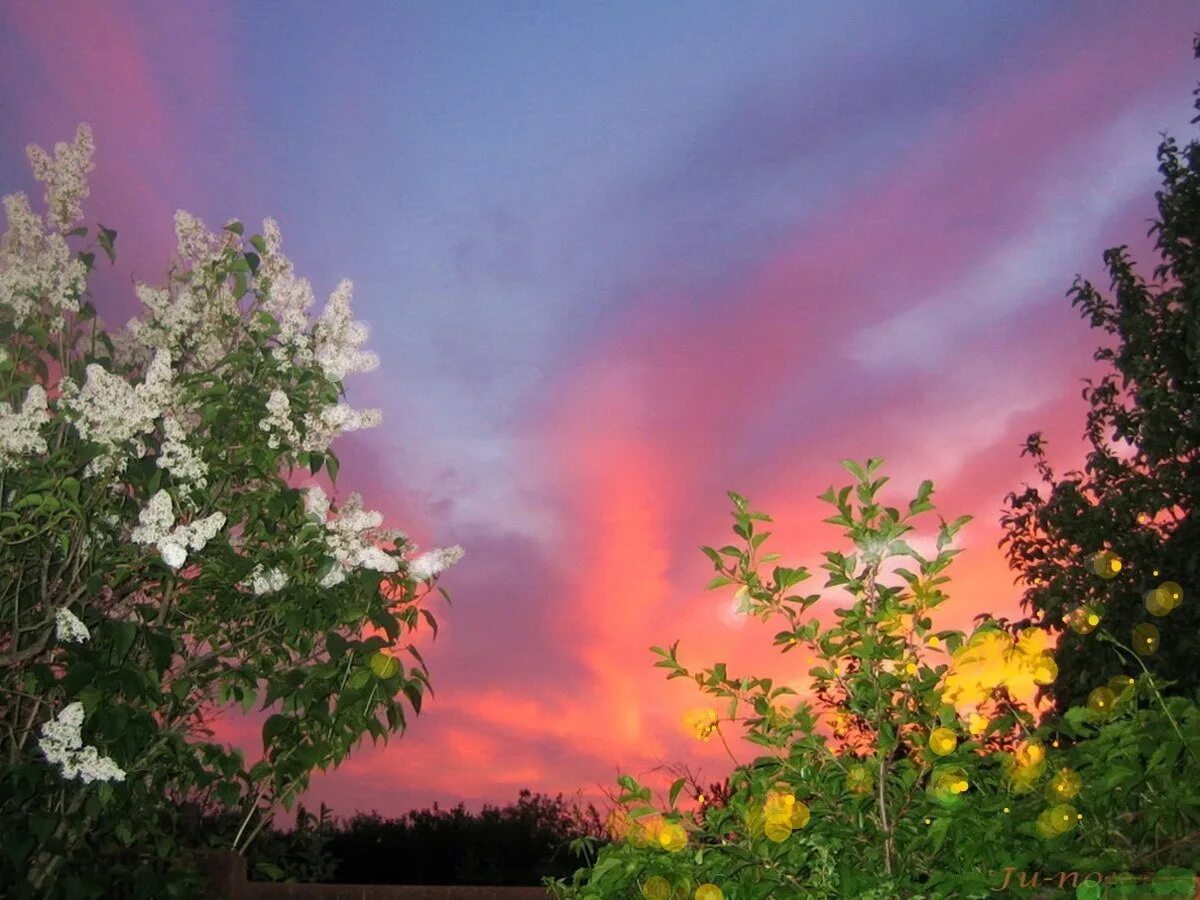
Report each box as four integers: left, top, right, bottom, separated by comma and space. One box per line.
0, 125, 460, 896
552, 463, 1200, 898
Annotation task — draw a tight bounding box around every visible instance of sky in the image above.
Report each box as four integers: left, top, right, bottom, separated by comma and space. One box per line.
1, 1, 1197, 817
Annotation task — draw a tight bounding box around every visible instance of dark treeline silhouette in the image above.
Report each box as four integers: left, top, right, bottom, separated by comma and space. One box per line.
183, 790, 608, 886
327, 790, 607, 885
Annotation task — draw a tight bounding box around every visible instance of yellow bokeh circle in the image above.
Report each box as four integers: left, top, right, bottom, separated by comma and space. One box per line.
1047, 767, 1081, 800
1144, 588, 1173, 617
1159, 581, 1183, 610
1089, 550, 1122, 579
845, 764, 873, 795
643, 876, 671, 900
1066, 606, 1101, 635
368, 652, 400, 679
1087, 686, 1117, 717
1132, 623, 1160, 656
929, 727, 958, 756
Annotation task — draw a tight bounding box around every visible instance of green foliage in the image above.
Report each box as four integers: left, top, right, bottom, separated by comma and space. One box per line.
1000, 35, 1200, 715
555, 462, 1200, 899
0, 129, 456, 896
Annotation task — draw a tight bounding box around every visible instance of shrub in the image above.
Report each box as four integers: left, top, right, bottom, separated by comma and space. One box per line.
0, 125, 462, 897
552, 460, 1200, 899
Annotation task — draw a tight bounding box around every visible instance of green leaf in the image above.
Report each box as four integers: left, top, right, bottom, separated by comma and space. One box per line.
225, 220, 244, 235
255, 862, 286, 881
402, 681, 423, 713
668, 777, 686, 808
263, 714, 290, 746
840, 459, 866, 481
97, 224, 117, 263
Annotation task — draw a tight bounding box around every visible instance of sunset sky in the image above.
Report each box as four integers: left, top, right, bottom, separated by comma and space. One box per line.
2, 1, 1197, 816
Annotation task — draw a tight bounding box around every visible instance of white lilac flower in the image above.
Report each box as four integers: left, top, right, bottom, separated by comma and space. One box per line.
0, 192, 87, 326
156, 416, 208, 489
247, 565, 289, 596
259, 389, 300, 450
38, 702, 125, 784
259, 218, 316, 355
130, 490, 175, 546
318, 567, 347, 589
312, 279, 378, 382
63, 744, 127, 784
39, 701, 84, 764
304, 485, 331, 521
304, 488, 398, 586
160, 542, 187, 569
173, 210, 219, 265
0, 384, 49, 470
408, 546, 464, 581
131, 489, 226, 569
125, 282, 201, 352
25, 123, 94, 232
61, 350, 175, 476
300, 402, 381, 453
54, 607, 90, 644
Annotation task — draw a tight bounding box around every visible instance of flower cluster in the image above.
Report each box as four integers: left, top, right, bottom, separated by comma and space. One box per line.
130, 489, 226, 569
940, 627, 1057, 707
25, 123, 94, 232
156, 416, 208, 490
38, 702, 125, 784
408, 545, 465, 581
54, 608, 90, 644
124, 281, 201, 357
304, 486, 401, 587
60, 350, 175, 476
312, 278, 378, 382
0, 192, 87, 327
257, 217, 315, 353
0, 125, 93, 333
259, 389, 300, 449
246, 565, 289, 596
0, 384, 49, 470
300, 402, 381, 454
173, 210, 223, 267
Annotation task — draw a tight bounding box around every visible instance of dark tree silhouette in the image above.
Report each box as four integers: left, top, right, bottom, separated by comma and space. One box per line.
1000, 34, 1200, 714
325, 790, 606, 886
